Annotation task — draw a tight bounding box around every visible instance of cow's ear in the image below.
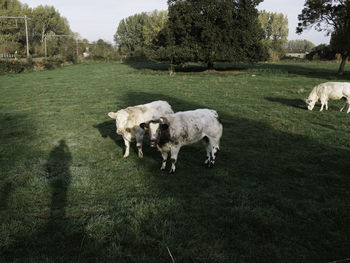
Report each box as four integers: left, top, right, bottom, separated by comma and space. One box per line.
140, 122, 148, 130
108, 112, 117, 119
161, 123, 169, 130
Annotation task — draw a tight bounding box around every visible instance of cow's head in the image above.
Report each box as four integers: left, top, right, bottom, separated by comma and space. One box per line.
108, 110, 129, 135
304, 98, 316, 111
140, 118, 169, 147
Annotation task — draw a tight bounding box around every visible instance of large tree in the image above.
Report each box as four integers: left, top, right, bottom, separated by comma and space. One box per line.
114, 10, 167, 57
297, 0, 350, 75
151, 0, 267, 70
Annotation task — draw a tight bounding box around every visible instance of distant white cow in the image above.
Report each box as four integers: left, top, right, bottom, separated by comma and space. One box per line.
140, 109, 223, 173
305, 82, 350, 112
108, 101, 174, 158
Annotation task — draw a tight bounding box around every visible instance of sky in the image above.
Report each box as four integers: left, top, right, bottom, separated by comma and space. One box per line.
20, 0, 330, 45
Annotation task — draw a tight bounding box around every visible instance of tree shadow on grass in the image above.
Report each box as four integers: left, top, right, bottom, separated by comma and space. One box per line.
109, 91, 350, 262
0, 112, 36, 211
265, 97, 307, 109
123, 60, 350, 80
123, 60, 208, 73
266, 96, 346, 112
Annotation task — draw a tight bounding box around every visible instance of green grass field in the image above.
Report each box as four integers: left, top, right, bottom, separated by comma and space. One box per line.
1, 61, 350, 262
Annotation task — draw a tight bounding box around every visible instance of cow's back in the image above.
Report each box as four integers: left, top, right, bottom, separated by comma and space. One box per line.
125, 100, 173, 127
167, 109, 222, 144
320, 82, 350, 99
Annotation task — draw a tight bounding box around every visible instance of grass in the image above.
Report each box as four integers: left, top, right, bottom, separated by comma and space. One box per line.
1, 61, 350, 262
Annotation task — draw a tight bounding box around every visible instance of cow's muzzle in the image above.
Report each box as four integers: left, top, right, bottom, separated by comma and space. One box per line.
150, 140, 157, 148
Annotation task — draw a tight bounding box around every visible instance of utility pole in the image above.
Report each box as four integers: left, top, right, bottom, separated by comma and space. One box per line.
0, 16, 30, 57
44, 35, 47, 58
24, 15, 29, 57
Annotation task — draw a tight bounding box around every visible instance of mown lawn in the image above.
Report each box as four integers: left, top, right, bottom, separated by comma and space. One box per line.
1, 61, 350, 262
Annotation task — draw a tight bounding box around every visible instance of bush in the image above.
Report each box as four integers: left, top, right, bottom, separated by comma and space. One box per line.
42, 57, 65, 70
0, 57, 68, 75
0, 60, 26, 74
306, 44, 336, 61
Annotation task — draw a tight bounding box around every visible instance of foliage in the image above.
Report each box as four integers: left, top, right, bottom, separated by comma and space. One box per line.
1, 0, 73, 58
150, 0, 268, 69
297, 0, 350, 74
0, 56, 68, 74
88, 39, 116, 60
305, 44, 336, 61
114, 10, 168, 58
259, 10, 289, 61
285, 39, 315, 53
0, 61, 350, 262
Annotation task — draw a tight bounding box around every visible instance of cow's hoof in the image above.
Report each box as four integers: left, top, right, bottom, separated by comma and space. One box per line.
160, 167, 166, 171
169, 169, 175, 174
207, 161, 215, 168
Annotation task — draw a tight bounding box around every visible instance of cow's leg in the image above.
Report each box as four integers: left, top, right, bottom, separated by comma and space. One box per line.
347, 100, 350, 113
160, 151, 168, 171
203, 136, 211, 165
320, 98, 326, 111
123, 138, 130, 158
207, 136, 220, 168
325, 100, 328, 110
340, 101, 347, 112
169, 146, 181, 174
135, 133, 144, 158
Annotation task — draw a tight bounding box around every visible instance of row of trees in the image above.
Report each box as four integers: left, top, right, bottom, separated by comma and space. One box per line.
1, 0, 116, 60
0, 0, 71, 56
115, 0, 349, 74
117, 9, 321, 62
115, 0, 269, 70
115, 5, 318, 64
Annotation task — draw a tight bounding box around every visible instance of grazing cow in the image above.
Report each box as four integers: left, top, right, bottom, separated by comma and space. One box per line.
108, 101, 174, 158
140, 109, 223, 173
305, 82, 350, 112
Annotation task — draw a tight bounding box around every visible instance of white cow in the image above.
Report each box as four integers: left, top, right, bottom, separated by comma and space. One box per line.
108, 101, 174, 158
140, 109, 223, 173
305, 82, 350, 112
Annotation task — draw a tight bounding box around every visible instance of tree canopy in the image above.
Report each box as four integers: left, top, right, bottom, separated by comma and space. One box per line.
114, 10, 168, 58
285, 39, 315, 53
297, 0, 350, 75
259, 10, 289, 61
150, 0, 268, 69
1, 0, 72, 57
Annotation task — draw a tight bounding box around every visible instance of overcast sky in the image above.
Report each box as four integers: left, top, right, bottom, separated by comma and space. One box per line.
20, 0, 330, 45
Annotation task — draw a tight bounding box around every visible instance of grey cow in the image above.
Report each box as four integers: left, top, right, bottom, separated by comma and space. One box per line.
140, 109, 223, 173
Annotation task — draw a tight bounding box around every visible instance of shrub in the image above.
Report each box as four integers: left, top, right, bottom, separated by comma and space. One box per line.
0, 60, 26, 74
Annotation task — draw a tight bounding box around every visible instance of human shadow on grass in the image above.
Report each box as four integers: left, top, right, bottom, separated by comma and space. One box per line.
2, 140, 104, 262
112, 91, 350, 262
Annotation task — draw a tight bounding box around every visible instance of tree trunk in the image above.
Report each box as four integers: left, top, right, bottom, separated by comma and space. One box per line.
207, 61, 214, 70
337, 53, 348, 76
169, 64, 175, 75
